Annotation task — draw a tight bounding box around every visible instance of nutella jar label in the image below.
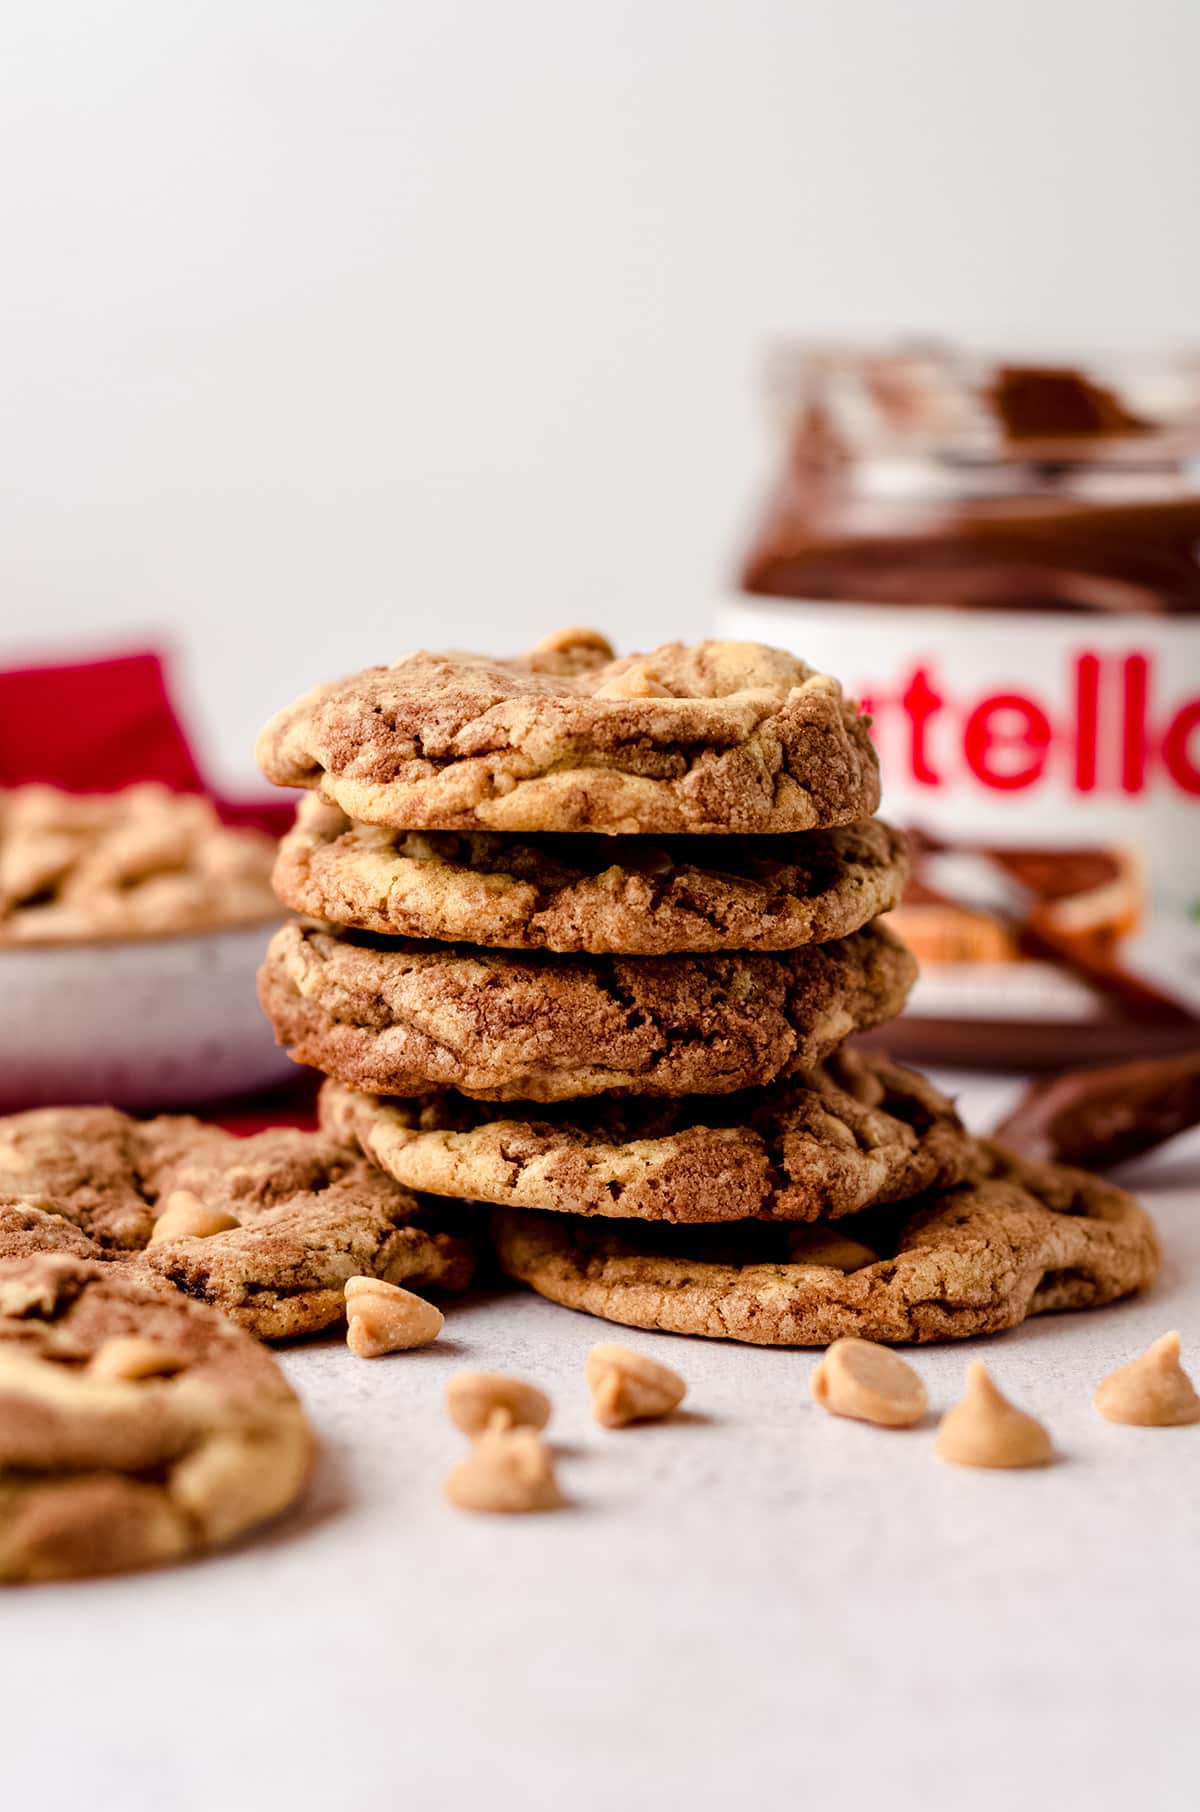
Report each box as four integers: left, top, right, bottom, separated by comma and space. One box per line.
716, 594, 1200, 1058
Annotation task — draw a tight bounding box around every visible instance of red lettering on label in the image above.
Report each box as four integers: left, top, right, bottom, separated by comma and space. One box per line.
1162, 699, 1200, 796
901, 667, 942, 786
1075, 652, 1099, 792
962, 694, 1052, 791
857, 651, 1200, 801
1121, 653, 1148, 795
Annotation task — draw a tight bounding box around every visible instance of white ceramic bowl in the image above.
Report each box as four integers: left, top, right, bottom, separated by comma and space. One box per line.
0, 920, 296, 1112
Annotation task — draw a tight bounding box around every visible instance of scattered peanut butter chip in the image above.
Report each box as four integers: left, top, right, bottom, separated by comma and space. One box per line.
810, 1338, 927, 1428
1094, 1332, 1200, 1427
585, 1343, 686, 1428
87, 1336, 189, 1384
344, 1275, 443, 1357
935, 1361, 1053, 1469
148, 1190, 239, 1244
443, 1422, 563, 1514
445, 1370, 551, 1437
785, 1226, 880, 1271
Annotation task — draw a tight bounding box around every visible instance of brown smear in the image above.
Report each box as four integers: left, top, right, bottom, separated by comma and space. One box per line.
994, 1051, 1200, 1169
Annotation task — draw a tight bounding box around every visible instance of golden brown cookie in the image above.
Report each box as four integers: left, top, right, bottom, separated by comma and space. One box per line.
318, 1048, 970, 1225
0, 784, 279, 945
0, 1107, 475, 1339
490, 1142, 1159, 1345
0, 1254, 313, 1582
260, 920, 915, 1103
255, 631, 880, 836
273, 798, 908, 955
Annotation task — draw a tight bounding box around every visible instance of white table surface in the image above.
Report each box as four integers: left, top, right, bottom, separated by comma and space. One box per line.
4, 1071, 1198, 1812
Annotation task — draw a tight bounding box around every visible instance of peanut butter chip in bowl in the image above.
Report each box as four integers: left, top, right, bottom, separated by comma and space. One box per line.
443, 1422, 564, 1514
344, 1276, 444, 1357
445, 1371, 551, 1437
935, 1361, 1053, 1470
810, 1338, 927, 1428
585, 1343, 687, 1428
1094, 1332, 1200, 1427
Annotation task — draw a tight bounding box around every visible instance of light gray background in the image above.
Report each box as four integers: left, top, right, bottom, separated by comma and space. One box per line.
3, 1073, 1198, 1812
1, 1, 1198, 787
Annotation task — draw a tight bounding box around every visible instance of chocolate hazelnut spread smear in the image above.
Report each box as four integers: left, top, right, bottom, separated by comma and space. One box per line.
719, 343, 1200, 1066
995, 1051, 1200, 1171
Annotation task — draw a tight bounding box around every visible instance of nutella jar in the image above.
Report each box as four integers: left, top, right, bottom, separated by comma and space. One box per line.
718, 344, 1200, 1067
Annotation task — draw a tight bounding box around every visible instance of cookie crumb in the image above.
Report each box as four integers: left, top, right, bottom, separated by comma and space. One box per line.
1094, 1331, 1200, 1427
811, 1338, 927, 1428
445, 1370, 551, 1437
443, 1422, 563, 1514
935, 1361, 1053, 1469
344, 1276, 443, 1357
585, 1343, 686, 1428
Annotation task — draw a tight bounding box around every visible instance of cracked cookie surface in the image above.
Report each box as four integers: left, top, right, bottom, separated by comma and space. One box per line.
0, 1107, 475, 1339
491, 1142, 1160, 1345
319, 1048, 971, 1225
273, 798, 907, 955
255, 632, 880, 836
0, 1254, 314, 1582
259, 920, 915, 1103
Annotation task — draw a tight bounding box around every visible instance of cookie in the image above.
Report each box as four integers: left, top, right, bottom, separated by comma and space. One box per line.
0, 783, 279, 945
319, 1048, 972, 1225
0, 1107, 476, 1339
273, 798, 908, 955
255, 629, 880, 836
259, 920, 915, 1103
490, 1142, 1160, 1345
0, 1255, 313, 1582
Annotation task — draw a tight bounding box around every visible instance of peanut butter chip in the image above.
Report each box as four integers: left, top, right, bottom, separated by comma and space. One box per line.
935, 1361, 1053, 1469
442, 1423, 563, 1514
529, 625, 615, 663
584, 1343, 686, 1428
149, 1190, 239, 1244
87, 1336, 189, 1384
1094, 1331, 1200, 1427
344, 1275, 444, 1357
810, 1338, 927, 1428
445, 1371, 551, 1437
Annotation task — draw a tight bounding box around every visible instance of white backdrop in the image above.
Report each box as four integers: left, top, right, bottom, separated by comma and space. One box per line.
1, 0, 1197, 789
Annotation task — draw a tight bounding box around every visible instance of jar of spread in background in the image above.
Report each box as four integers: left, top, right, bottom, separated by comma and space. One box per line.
717, 343, 1200, 1067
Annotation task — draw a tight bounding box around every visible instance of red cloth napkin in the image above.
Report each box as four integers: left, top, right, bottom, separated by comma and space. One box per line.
0, 646, 309, 1129
0, 648, 293, 837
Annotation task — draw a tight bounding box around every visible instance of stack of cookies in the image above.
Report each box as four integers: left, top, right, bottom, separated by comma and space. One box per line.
256, 629, 1159, 1348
